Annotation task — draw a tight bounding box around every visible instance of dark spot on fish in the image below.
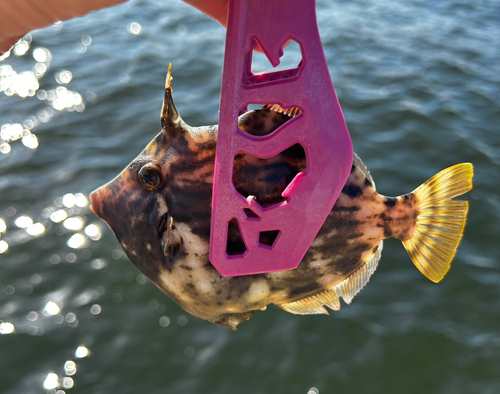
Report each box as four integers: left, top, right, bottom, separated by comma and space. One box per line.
272, 112, 290, 126
176, 133, 189, 148
253, 122, 264, 132
171, 212, 192, 223
330, 242, 372, 274
318, 214, 364, 232
399, 228, 410, 240
342, 184, 363, 198
183, 283, 198, 297
170, 249, 187, 263
413, 211, 418, 220
346, 232, 364, 240
191, 226, 210, 239
334, 206, 360, 213
180, 265, 192, 271
364, 177, 372, 187
350, 164, 356, 173
401, 193, 418, 208
384, 198, 397, 208
288, 282, 322, 299
239, 285, 250, 296
216, 289, 222, 295
383, 225, 391, 238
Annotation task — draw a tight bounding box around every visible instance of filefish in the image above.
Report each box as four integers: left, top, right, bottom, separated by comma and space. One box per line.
90, 67, 473, 330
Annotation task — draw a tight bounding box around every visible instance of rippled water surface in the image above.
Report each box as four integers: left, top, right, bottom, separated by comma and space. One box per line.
1, 0, 499, 393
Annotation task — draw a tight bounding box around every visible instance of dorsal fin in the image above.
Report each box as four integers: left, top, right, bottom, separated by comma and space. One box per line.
161, 64, 184, 131
264, 104, 301, 117
278, 242, 383, 315
353, 152, 375, 188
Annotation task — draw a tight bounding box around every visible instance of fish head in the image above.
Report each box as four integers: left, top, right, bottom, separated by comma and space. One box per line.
90, 73, 215, 281
89, 132, 172, 280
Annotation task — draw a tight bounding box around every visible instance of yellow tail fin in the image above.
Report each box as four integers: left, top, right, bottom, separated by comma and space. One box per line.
402, 163, 473, 283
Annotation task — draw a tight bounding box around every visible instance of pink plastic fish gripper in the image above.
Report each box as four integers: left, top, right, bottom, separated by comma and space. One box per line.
210, 0, 353, 277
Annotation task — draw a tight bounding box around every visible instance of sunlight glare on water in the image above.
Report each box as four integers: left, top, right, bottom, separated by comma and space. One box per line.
64, 360, 77, 376
27, 311, 39, 321
0, 40, 85, 155
44, 301, 60, 316
55, 70, 73, 85
0, 240, 8, 253
90, 304, 102, 315
67, 233, 86, 249
84, 224, 102, 240
62, 376, 74, 389
43, 373, 58, 390
14, 216, 33, 229
26, 222, 45, 236
0, 321, 15, 334
63, 217, 84, 231
50, 209, 68, 223
75, 346, 89, 358
128, 22, 143, 35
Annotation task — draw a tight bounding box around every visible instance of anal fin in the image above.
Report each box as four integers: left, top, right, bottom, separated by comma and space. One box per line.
279, 242, 383, 315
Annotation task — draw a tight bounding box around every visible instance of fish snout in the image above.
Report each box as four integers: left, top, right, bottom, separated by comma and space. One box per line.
89, 187, 106, 220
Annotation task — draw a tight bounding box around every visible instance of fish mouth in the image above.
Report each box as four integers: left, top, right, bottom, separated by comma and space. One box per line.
158, 213, 173, 257
89, 190, 100, 216
89, 188, 108, 225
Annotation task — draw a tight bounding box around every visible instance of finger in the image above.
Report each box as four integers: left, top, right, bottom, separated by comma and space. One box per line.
0, 0, 126, 53
182, 0, 229, 27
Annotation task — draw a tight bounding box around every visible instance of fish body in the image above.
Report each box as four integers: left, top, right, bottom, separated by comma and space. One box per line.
90, 69, 473, 329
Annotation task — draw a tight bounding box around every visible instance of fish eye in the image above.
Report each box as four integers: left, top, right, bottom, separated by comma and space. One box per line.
139, 164, 162, 190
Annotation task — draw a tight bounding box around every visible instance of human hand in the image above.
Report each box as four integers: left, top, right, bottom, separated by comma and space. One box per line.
0, 0, 230, 55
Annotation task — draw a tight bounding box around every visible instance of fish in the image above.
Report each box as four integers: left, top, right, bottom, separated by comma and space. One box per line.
89, 66, 473, 330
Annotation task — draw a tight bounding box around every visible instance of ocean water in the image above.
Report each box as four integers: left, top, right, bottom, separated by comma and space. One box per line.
1, 0, 499, 393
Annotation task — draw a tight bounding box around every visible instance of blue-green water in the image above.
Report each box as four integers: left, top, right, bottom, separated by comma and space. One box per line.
1, 0, 499, 393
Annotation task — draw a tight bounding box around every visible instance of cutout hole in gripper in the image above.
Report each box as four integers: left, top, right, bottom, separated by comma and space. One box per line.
226, 218, 247, 256
233, 143, 306, 206
238, 103, 302, 133
259, 230, 280, 247
243, 39, 303, 86
243, 208, 260, 220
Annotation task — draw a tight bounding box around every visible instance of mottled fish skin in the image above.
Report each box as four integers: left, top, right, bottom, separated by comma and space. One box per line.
90, 89, 420, 330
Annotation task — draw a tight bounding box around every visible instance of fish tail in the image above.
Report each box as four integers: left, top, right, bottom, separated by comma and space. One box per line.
402, 163, 473, 283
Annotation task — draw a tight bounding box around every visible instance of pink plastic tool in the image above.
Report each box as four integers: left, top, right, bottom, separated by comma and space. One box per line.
210, 0, 353, 277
